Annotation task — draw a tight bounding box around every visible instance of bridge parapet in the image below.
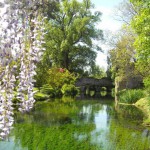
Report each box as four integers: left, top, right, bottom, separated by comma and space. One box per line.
76, 77, 114, 87
75, 77, 114, 98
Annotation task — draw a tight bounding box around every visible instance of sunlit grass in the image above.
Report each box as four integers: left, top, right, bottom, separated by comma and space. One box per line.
118, 89, 145, 104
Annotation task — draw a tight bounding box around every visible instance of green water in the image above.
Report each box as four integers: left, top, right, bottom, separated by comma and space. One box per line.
0, 99, 150, 150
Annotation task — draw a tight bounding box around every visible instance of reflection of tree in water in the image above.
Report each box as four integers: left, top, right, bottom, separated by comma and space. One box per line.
12, 101, 105, 150
16, 112, 72, 126
77, 103, 103, 123
117, 105, 144, 120
106, 103, 145, 125
106, 119, 150, 150
15, 101, 104, 126
15, 101, 79, 126
105, 104, 150, 150
106, 104, 114, 126
13, 120, 100, 150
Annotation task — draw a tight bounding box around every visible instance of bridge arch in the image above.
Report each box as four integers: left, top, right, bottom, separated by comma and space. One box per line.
75, 77, 114, 99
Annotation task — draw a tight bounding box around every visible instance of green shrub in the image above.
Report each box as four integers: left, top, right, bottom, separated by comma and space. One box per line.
144, 87, 150, 97
111, 88, 115, 98
47, 67, 77, 88
12, 91, 20, 110
35, 67, 78, 98
143, 77, 150, 96
53, 88, 63, 98
34, 92, 49, 101
40, 84, 55, 95
144, 77, 150, 88
119, 89, 145, 104
61, 84, 79, 97
46, 67, 78, 98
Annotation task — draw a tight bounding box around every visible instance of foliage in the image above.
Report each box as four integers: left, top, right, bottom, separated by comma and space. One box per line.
61, 84, 79, 97
89, 64, 106, 79
38, 67, 78, 98
34, 0, 59, 86
47, 68, 76, 87
61, 96, 75, 103
113, 0, 137, 25
11, 101, 104, 149
34, 92, 49, 101
40, 84, 54, 95
34, 101, 79, 115
108, 103, 150, 149
43, 0, 103, 75
13, 123, 99, 150
143, 77, 150, 89
108, 27, 137, 79
118, 89, 145, 104
41, 84, 62, 98
111, 88, 115, 98
135, 97, 150, 125
2, 100, 149, 149
130, 0, 150, 87
107, 118, 150, 150
107, 26, 144, 97
34, 62, 50, 87
143, 77, 150, 96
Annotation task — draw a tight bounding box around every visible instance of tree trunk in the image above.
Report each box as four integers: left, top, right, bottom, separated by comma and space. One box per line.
62, 51, 69, 70
115, 77, 119, 104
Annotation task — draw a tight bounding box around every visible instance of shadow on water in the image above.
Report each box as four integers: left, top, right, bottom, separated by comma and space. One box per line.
0, 98, 150, 150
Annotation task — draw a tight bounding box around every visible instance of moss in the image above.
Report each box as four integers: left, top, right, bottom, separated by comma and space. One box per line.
135, 97, 150, 126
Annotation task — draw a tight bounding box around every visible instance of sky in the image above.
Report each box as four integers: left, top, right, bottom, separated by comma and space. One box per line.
0, 0, 123, 70
93, 0, 123, 70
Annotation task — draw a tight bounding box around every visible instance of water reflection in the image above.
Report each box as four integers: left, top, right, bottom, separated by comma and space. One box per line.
0, 100, 150, 150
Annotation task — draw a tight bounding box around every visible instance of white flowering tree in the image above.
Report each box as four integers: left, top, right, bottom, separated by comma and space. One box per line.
0, 0, 46, 140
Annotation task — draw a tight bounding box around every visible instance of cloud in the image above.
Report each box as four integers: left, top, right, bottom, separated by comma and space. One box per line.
93, 6, 122, 32
94, 6, 112, 16
96, 52, 107, 70
92, 5, 122, 69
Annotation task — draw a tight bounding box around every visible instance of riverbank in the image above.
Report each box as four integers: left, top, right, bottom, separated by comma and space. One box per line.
135, 97, 150, 126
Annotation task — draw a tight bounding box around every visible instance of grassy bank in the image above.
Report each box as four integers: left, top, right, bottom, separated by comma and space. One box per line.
117, 89, 150, 126
135, 97, 150, 126
118, 89, 145, 104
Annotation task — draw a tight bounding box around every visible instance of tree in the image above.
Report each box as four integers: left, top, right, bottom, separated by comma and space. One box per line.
89, 64, 106, 79
108, 27, 137, 78
108, 27, 146, 104
113, 0, 137, 25
130, 0, 150, 87
44, 0, 103, 74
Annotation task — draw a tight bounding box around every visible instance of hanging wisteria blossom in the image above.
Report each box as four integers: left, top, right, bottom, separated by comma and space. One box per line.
0, 0, 46, 140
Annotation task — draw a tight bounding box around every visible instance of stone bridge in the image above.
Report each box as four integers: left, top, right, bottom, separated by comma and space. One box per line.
75, 77, 114, 98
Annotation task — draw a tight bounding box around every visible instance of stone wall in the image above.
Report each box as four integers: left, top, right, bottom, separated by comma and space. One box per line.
75, 77, 114, 88
116, 76, 143, 91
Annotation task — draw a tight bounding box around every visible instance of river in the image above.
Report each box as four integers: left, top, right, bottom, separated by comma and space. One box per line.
0, 99, 150, 150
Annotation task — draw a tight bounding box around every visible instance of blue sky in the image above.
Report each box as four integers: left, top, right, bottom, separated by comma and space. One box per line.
92, 0, 123, 70
92, 0, 123, 8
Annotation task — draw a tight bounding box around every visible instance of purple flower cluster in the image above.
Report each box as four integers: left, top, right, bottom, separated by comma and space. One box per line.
0, 0, 46, 140
0, 65, 15, 140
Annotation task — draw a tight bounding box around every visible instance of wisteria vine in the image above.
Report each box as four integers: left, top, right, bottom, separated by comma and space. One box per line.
0, 0, 46, 140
